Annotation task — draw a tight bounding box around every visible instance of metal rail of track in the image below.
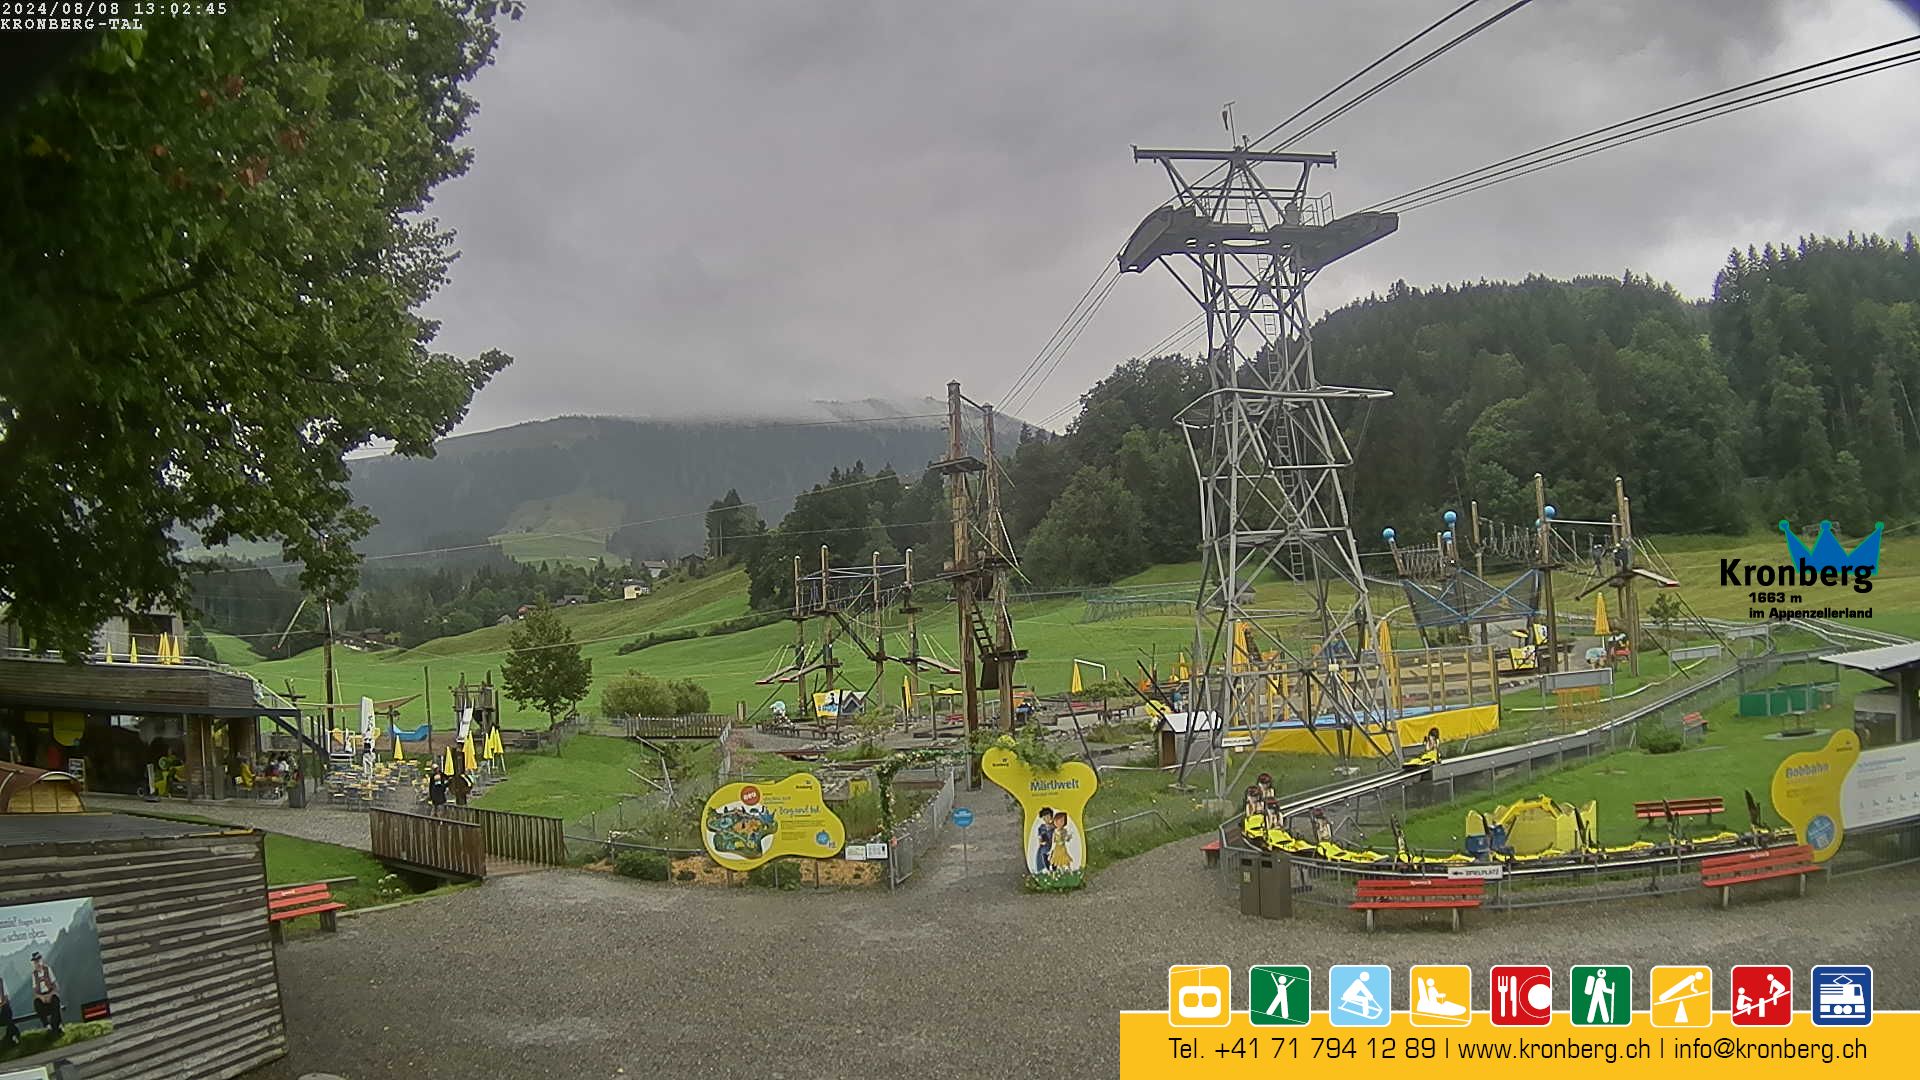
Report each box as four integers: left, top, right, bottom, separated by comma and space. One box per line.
1226, 619, 1913, 868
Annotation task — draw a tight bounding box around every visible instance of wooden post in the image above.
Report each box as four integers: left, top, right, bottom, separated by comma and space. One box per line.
322, 599, 339, 735
1618, 478, 1641, 678
948, 381, 981, 786
1534, 473, 1558, 675
984, 403, 1015, 732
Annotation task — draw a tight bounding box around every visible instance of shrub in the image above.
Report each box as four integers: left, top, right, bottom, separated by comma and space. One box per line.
613, 850, 670, 881
1637, 719, 1684, 755
666, 677, 710, 715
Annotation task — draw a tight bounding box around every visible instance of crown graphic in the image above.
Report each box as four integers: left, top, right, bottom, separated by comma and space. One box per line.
1778, 519, 1883, 571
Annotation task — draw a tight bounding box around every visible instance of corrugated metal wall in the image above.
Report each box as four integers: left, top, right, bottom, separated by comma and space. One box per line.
0, 831, 287, 1079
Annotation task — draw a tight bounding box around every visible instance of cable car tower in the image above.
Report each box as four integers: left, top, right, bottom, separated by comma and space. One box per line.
1117, 143, 1400, 791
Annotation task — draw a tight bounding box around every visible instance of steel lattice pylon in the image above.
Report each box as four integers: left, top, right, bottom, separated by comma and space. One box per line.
1118, 145, 1401, 791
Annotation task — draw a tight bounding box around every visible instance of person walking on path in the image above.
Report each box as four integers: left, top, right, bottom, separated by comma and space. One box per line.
427, 769, 449, 816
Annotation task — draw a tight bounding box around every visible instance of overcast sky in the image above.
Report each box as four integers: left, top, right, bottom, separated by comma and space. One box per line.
418, 0, 1920, 435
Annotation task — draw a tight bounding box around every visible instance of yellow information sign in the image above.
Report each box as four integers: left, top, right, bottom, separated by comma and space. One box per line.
1770, 728, 1861, 861
700, 772, 846, 871
980, 744, 1098, 878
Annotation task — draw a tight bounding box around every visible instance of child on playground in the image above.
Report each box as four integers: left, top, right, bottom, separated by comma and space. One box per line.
428, 768, 449, 815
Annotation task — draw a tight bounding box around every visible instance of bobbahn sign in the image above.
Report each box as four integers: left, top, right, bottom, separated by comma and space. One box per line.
980, 742, 1098, 885
700, 773, 847, 871
1771, 729, 1920, 860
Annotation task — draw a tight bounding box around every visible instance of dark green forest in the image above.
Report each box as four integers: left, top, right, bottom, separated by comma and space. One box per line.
742, 232, 1920, 593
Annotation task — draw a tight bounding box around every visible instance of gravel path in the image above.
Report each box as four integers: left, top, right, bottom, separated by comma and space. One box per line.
255, 837, 1920, 1080
85, 793, 372, 851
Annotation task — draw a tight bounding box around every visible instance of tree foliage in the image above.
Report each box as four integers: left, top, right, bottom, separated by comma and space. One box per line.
501, 604, 591, 725
0, 3, 519, 652
600, 670, 710, 718
1022, 466, 1148, 586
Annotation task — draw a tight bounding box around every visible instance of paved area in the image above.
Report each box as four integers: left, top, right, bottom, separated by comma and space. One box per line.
256, 833, 1920, 1080
85, 793, 373, 850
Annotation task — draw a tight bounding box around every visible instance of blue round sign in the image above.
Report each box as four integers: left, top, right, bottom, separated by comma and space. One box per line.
1807, 814, 1836, 851
815, 830, 832, 847
952, 807, 974, 828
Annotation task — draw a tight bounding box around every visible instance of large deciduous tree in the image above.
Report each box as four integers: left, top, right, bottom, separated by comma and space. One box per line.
0, 2, 520, 652
501, 605, 591, 726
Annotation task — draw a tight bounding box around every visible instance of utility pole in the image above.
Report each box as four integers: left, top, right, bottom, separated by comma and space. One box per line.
1534, 473, 1559, 675
983, 404, 1017, 732
322, 599, 339, 734
1616, 477, 1641, 677
944, 381, 982, 786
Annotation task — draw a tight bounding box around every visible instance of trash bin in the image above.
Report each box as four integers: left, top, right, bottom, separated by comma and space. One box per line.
287, 773, 307, 809
1257, 852, 1293, 919
1236, 853, 1262, 917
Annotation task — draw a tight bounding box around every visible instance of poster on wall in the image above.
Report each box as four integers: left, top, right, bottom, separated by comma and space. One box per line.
0, 898, 113, 1064
980, 742, 1099, 888
1772, 730, 1920, 861
700, 774, 846, 871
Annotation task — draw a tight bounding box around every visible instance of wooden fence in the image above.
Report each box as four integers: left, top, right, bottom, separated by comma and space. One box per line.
370, 807, 487, 879
623, 714, 730, 739
444, 805, 568, 866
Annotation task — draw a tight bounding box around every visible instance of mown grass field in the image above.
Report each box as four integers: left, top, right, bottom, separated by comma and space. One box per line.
215, 530, 1918, 732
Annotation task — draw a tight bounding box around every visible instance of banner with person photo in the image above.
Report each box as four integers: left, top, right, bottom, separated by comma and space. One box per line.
0, 898, 112, 1064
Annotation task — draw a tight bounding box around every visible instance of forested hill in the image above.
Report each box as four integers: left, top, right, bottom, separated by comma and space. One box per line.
995, 233, 1920, 586
1318, 233, 1920, 537
344, 408, 956, 561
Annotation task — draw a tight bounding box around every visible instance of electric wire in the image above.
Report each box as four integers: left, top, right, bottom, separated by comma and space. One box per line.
1369, 34, 1920, 213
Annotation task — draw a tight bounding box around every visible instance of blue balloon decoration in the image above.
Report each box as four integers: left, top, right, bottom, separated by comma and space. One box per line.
1382, 527, 1396, 542
1544, 504, 1558, 519
1443, 530, 1453, 542
1443, 510, 1457, 526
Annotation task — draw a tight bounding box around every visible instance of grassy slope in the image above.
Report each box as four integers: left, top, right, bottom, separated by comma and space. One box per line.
221, 531, 1917, 729
228, 569, 753, 727
472, 735, 668, 821
1372, 665, 1879, 853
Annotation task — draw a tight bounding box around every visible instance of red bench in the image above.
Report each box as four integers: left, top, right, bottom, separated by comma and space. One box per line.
1681, 712, 1708, 741
1201, 839, 1222, 868
1351, 877, 1485, 932
1634, 797, 1723, 827
1699, 844, 1817, 909
267, 882, 346, 942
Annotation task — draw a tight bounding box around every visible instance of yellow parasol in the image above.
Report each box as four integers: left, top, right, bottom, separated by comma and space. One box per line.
1070, 663, 1083, 694
1594, 593, 1611, 637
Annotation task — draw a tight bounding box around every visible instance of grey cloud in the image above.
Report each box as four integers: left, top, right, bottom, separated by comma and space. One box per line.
419, 0, 1918, 432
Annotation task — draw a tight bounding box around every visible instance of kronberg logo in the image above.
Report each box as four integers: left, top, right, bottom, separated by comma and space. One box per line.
1721, 519, 1882, 620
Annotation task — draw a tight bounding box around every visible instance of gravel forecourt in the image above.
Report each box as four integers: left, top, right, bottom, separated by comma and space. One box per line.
254, 810, 1920, 1080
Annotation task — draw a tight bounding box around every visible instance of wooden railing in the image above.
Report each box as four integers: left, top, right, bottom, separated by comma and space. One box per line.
623, 714, 730, 739
444, 805, 567, 866
370, 808, 486, 879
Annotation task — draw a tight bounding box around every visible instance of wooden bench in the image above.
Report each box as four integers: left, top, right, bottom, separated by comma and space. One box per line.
267, 882, 347, 942
1699, 844, 1818, 909
1351, 877, 1484, 931
1680, 711, 1708, 743
1201, 839, 1222, 868
1633, 796, 1723, 827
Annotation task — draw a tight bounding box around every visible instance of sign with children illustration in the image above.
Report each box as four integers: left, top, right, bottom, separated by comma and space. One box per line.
0, 898, 112, 1064
980, 740, 1098, 889
699, 773, 847, 871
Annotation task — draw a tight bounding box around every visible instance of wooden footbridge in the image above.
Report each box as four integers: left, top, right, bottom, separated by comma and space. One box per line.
370, 805, 567, 880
